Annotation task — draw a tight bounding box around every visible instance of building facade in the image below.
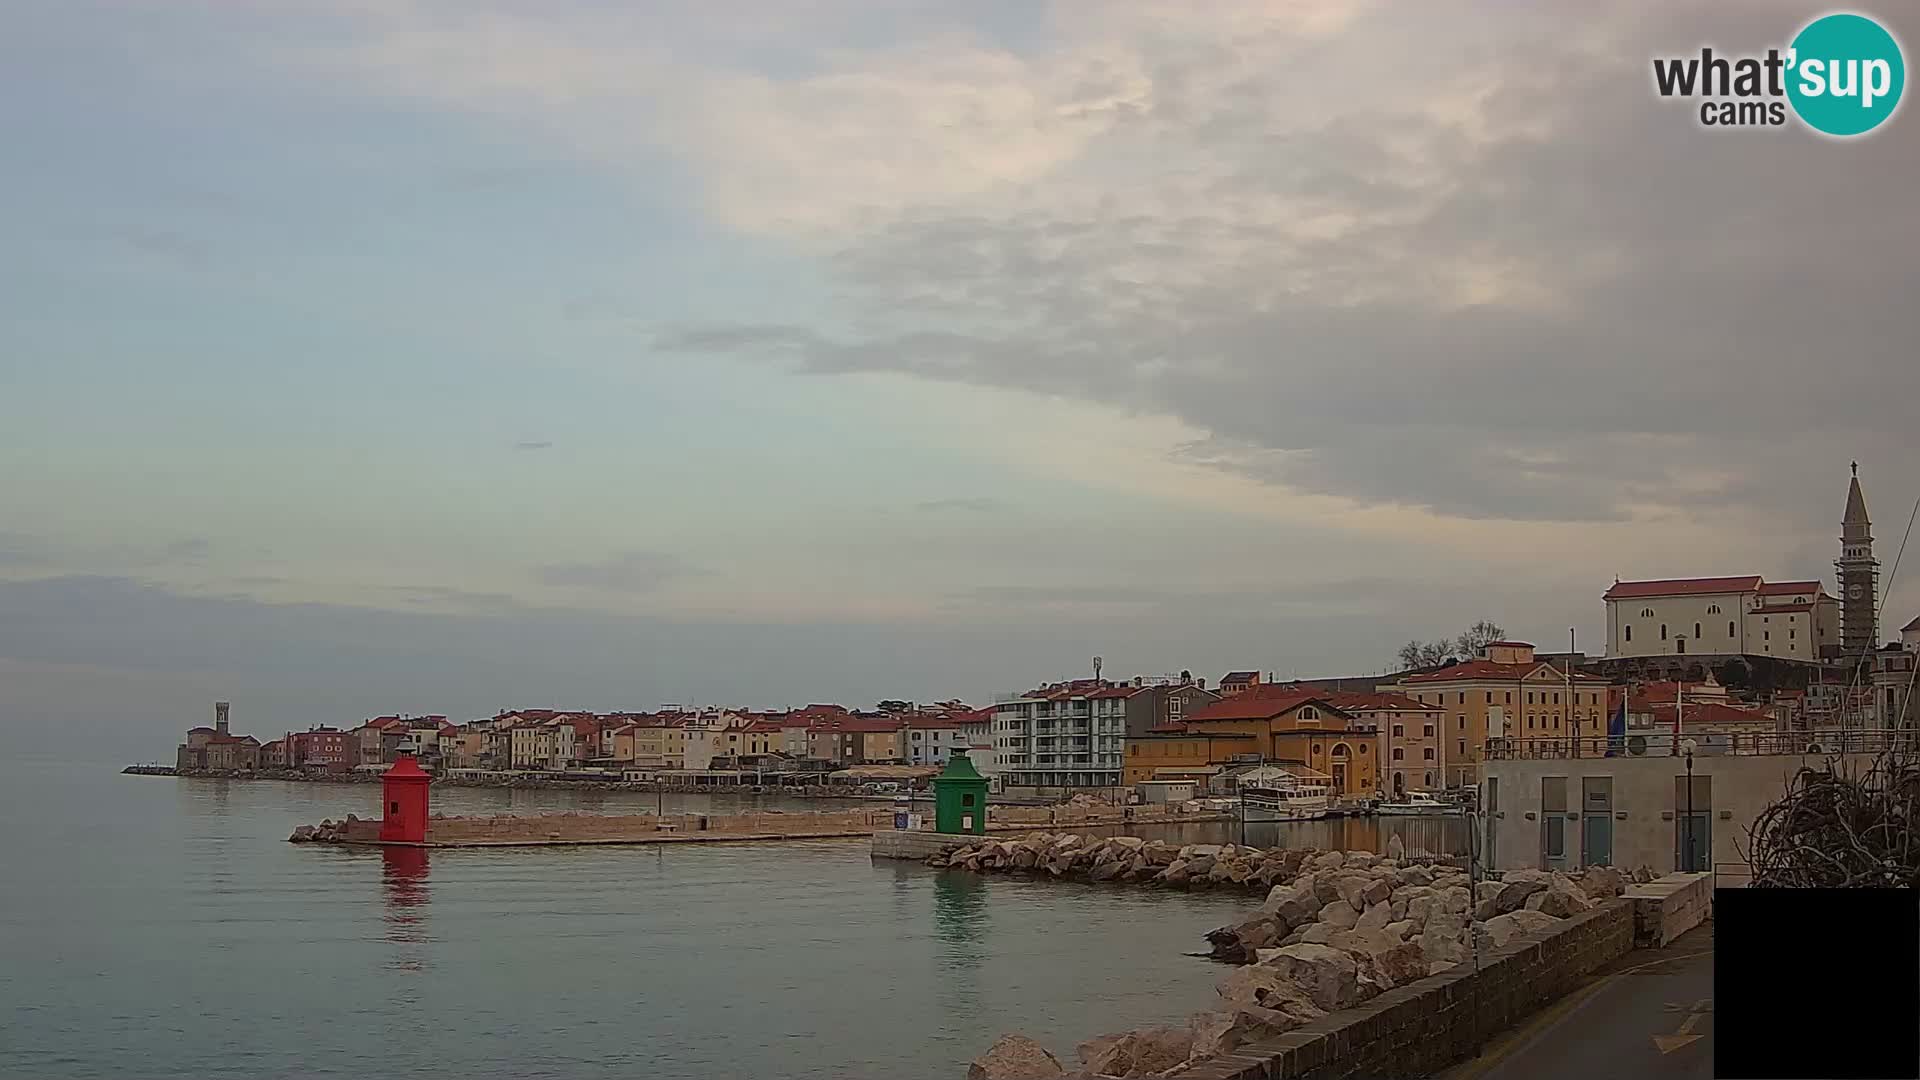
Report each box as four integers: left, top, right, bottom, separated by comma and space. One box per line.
1324, 692, 1446, 794
1390, 642, 1613, 788
1603, 576, 1837, 661
1122, 679, 1221, 738
991, 680, 1129, 791
1173, 687, 1380, 796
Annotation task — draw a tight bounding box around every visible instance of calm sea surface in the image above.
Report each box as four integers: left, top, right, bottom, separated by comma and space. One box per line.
0, 759, 1465, 1079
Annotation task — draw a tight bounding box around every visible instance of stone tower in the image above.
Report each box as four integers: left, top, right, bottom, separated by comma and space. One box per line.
1838, 463, 1879, 655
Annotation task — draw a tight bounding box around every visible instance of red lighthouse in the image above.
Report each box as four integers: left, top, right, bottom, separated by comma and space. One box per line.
378, 754, 431, 843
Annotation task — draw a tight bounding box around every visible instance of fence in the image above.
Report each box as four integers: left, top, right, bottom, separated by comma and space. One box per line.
1484, 729, 1914, 761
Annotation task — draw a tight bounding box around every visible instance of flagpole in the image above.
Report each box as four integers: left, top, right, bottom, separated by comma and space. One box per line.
1567, 627, 1576, 758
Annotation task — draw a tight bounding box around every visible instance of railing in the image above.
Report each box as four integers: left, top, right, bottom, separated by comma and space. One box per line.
1483, 729, 1916, 760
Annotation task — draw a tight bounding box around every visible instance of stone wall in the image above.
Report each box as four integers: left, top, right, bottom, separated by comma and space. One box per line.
1625, 872, 1712, 947
1178, 901, 1635, 1080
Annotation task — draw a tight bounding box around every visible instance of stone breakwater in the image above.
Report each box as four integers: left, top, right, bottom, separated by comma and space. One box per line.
946, 835, 1634, 1080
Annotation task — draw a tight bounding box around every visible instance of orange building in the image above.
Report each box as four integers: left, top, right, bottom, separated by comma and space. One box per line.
1125, 687, 1380, 796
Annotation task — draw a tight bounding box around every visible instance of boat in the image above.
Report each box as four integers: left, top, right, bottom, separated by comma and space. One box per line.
1236, 768, 1333, 822
1375, 791, 1460, 816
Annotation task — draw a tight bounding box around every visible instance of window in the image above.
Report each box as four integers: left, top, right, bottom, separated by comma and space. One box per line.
1625, 625, 1632, 642
1423, 724, 1435, 737
1298, 706, 1319, 721
1457, 692, 1466, 705
1485, 691, 1492, 703
1392, 724, 1405, 737
1729, 621, 1736, 637
1660, 624, 1668, 640
1457, 715, 1465, 730
1553, 693, 1560, 705
1707, 604, 1721, 615
1528, 716, 1535, 729
1764, 630, 1770, 641
1393, 748, 1405, 760
1528, 692, 1535, 705
1505, 692, 1512, 704
1694, 622, 1702, 639
1457, 739, 1467, 756
1642, 607, 1654, 618
1790, 629, 1796, 640
1358, 744, 1368, 755
1423, 748, 1435, 760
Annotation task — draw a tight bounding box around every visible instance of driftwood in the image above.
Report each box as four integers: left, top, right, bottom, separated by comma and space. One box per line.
1745, 752, 1920, 888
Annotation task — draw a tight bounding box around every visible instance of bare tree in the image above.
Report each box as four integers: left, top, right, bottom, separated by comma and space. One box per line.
1454, 620, 1507, 659
1396, 639, 1456, 671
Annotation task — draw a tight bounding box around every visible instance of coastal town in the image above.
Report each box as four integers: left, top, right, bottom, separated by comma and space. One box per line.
155, 470, 1919, 871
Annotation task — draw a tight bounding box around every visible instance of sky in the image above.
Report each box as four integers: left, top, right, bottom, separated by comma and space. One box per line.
4, 0, 1918, 758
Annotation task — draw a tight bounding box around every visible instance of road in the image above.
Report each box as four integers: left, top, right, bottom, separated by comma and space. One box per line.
1435, 922, 1715, 1080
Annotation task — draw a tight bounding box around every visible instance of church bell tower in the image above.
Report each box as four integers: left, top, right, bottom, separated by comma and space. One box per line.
1838, 462, 1879, 654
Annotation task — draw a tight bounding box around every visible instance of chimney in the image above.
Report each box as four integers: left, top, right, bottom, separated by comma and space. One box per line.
215, 701, 231, 736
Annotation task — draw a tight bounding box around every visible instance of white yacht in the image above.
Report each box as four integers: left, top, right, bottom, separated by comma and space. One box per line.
1376, 790, 1459, 816
1236, 767, 1333, 822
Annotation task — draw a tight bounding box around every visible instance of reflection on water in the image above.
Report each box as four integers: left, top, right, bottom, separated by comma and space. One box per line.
381, 847, 431, 971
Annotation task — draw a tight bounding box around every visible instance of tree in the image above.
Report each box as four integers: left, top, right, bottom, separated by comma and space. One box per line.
1453, 620, 1507, 659
1397, 639, 1456, 671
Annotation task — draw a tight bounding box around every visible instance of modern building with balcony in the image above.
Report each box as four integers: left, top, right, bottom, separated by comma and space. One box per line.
989, 680, 1130, 793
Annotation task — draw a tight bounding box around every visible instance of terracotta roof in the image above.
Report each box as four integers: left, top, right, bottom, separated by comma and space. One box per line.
1633, 700, 1772, 728
1087, 686, 1142, 700
1403, 660, 1607, 684
1604, 575, 1763, 599
1184, 688, 1335, 723
1321, 691, 1442, 713
1757, 581, 1822, 596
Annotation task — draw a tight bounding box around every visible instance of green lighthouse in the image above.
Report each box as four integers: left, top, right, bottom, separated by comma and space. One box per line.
932, 750, 989, 835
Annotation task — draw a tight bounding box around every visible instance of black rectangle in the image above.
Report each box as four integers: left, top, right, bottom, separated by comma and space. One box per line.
1715, 888, 1920, 1079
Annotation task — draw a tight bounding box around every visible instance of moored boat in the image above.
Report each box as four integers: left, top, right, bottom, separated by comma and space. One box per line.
1375, 790, 1460, 816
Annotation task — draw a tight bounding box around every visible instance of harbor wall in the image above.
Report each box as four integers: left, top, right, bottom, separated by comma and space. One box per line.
1179, 900, 1637, 1080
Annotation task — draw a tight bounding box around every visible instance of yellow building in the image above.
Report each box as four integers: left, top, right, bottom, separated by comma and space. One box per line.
1390, 641, 1614, 788
1125, 688, 1380, 796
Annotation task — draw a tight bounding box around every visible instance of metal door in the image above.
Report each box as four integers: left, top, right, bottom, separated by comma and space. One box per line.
1581, 776, 1613, 866
1675, 774, 1712, 872
1482, 776, 1499, 868
1541, 776, 1571, 871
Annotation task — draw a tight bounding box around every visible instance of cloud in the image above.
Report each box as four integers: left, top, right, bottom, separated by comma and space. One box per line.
915, 496, 1001, 513
535, 551, 697, 593
0, 532, 51, 567
513, 440, 554, 451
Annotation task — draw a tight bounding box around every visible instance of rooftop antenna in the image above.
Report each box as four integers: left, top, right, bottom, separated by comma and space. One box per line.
1092, 656, 1104, 682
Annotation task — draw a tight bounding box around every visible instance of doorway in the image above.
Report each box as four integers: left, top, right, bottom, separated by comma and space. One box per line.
1541, 776, 1572, 871
1581, 776, 1613, 866
1676, 774, 1711, 872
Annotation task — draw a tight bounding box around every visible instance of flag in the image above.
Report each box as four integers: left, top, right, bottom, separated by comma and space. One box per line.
1604, 694, 1627, 757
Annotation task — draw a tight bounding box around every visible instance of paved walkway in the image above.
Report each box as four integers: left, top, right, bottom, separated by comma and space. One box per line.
1435, 922, 1715, 1080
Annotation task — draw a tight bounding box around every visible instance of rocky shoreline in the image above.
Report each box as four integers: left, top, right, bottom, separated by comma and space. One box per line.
942, 833, 1642, 1079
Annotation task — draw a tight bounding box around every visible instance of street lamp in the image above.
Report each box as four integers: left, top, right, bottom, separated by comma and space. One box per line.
1681, 738, 1698, 872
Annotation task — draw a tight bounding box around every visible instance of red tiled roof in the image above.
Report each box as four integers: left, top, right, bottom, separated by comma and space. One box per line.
1321, 691, 1441, 713
1757, 581, 1823, 596
1087, 686, 1142, 700
812, 717, 906, 734
1604, 576, 1762, 599
1403, 660, 1609, 684
1184, 688, 1331, 723
1634, 700, 1772, 728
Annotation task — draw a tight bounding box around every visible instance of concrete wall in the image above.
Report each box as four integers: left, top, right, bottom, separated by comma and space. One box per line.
870, 830, 977, 861
1626, 872, 1713, 947
1182, 900, 1637, 1080
1482, 751, 1876, 875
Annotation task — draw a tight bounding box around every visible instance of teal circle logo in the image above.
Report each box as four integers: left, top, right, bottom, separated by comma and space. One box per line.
1787, 13, 1905, 136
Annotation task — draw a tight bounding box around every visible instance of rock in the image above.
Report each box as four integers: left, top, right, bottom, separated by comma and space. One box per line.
1011, 848, 1038, 871
1484, 911, 1548, 949
1473, 898, 1501, 922
1334, 875, 1370, 912
1533, 881, 1594, 918
1075, 1034, 1124, 1066
1256, 943, 1361, 1012
968, 1034, 1065, 1080
1287, 872, 1318, 906
1111, 836, 1146, 851
1186, 855, 1218, 878
1279, 925, 1309, 946
1189, 1009, 1290, 1061
1393, 865, 1434, 889
1474, 881, 1505, 904
1216, 963, 1331, 1025
1372, 940, 1430, 988
1343, 851, 1376, 869
1158, 860, 1190, 886
289, 825, 314, 842
1205, 917, 1281, 963
1360, 878, 1392, 907
1384, 919, 1414, 941
1308, 850, 1345, 872
1494, 878, 1548, 914
1081, 1026, 1193, 1078
1578, 866, 1626, 899
1089, 859, 1125, 882
1632, 865, 1655, 883
1437, 886, 1471, 915
1386, 834, 1406, 861
1319, 899, 1359, 931
1298, 922, 1335, 944
1051, 835, 1085, 853
1355, 900, 1393, 933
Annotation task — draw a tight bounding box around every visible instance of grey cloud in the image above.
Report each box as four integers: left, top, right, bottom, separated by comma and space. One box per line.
0, 532, 51, 566
535, 551, 697, 593
659, 0, 1920, 526
513, 440, 554, 451
384, 584, 523, 610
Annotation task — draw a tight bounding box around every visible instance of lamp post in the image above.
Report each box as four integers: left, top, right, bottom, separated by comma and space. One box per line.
1681, 738, 1698, 872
